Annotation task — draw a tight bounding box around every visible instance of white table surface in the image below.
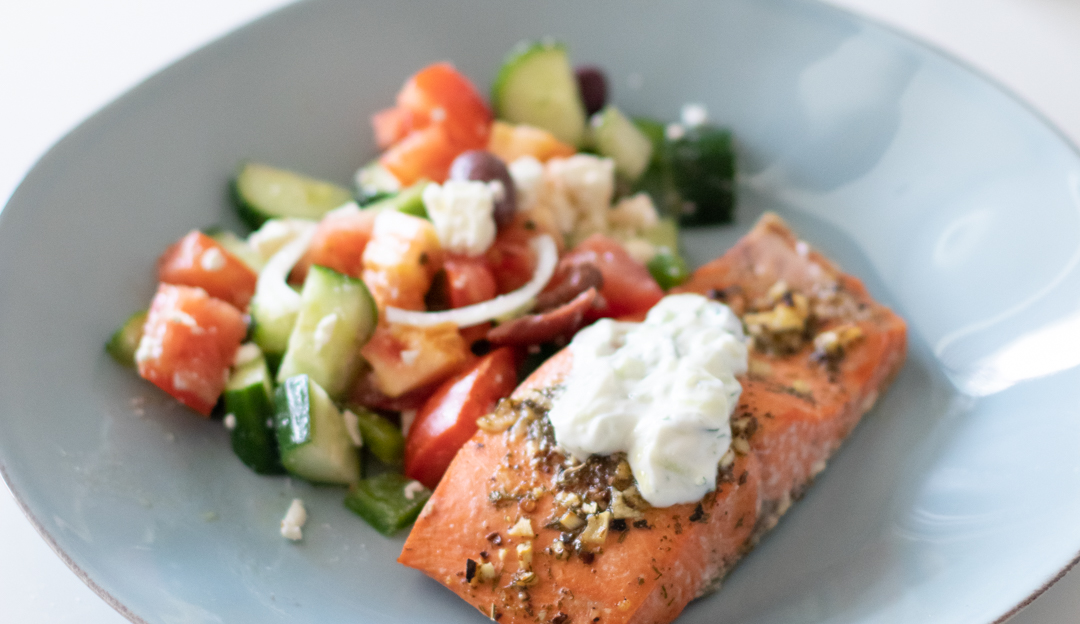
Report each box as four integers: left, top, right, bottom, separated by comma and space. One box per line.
3, 1, 1080, 621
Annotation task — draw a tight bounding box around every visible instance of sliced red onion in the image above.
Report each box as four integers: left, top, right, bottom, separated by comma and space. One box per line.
386, 235, 557, 328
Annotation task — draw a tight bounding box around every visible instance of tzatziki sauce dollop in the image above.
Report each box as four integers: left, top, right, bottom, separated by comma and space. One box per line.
547, 293, 749, 507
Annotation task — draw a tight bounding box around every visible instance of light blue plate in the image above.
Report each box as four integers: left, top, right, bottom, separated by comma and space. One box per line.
2, 1, 1079, 622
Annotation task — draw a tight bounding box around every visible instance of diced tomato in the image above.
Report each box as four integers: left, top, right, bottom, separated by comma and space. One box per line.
157, 231, 258, 309
404, 347, 517, 488
294, 208, 377, 281
372, 106, 414, 150
560, 233, 664, 319
487, 120, 577, 163
396, 62, 491, 148
349, 369, 438, 413
135, 284, 247, 416
458, 322, 492, 347
361, 210, 444, 311
443, 256, 497, 309
380, 124, 461, 186
360, 322, 471, 398
485, 214, 541, 294
376, 63, 492, 186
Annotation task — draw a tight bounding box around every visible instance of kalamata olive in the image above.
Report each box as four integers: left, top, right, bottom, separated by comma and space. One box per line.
535, 262, 604, 312
575, 65, 608, 116
487, 288, 600, 347
448, 150, 517, 228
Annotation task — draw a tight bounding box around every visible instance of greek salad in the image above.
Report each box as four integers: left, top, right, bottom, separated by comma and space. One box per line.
106, 40, 737, 537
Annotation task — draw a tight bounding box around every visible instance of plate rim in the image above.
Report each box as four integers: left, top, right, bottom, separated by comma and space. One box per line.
2, 1, 1080, 622
0, 461, 149, 624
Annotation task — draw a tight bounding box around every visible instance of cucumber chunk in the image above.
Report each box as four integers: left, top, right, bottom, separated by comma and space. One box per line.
668, 125, 736, 226
224, 346, 284, 474
275, 375, 361, 485
354, 161, 402, 206
591, 105, 653, 182
232, 162, 352, 229
344, 473, 430, 535
364, 180, 430, 219
106, 310, 147, 368
493, 40, 587, 146
643, 217, 679, 253
249, 224, 315, 369
345, 406, 405, 465
632, 118, 682, 220
276, 265, 378, 400
633, 120, 737, 226
204, 228, 265, 272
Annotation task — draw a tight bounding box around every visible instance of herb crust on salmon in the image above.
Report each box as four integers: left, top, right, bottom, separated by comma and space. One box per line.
399, 213, 907, 624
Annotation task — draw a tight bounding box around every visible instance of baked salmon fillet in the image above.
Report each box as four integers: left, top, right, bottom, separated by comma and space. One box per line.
399, 213, 907, 624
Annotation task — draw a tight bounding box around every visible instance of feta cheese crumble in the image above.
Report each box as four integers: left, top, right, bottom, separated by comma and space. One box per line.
233, 342, 261, 367
342, 409, 364, 448
399, 349, 420, 366
199, 247, 226, 272
547, 294, 749, 507
545, 155, 615, 238
508, 156, 545, 212
223, 413, 237, 431
403, 480, 425, 501
509, 154, 661, 255
248, 218, 316, 260
280, 498, 307, 541
165, 309, 199, 329
422, 180, 498, 256
608, 193, 660, 232
680, 102, 709, 128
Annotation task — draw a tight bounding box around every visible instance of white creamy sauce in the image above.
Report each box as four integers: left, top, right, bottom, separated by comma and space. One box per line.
547, 294, 748, 508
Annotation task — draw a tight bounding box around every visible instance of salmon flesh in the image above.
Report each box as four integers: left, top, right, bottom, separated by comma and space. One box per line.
400, 213, 907, 624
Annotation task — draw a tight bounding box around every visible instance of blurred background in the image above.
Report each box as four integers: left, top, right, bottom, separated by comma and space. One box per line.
2, 0, 1079, 621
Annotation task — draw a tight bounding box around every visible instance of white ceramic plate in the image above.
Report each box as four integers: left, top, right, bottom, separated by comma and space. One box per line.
3, 1, 1080, 622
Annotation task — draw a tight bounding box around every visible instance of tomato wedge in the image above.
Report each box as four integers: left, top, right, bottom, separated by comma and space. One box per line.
157, 231, 258, 309
360, 322, 471, 398
294, 208, 377, 281
361, 210, 444, 312
377, 63, 492, 185
404, 347, 518, 489
396, 62, 491, 148
135, 284, 247, 416
372, 106, 414, 150
559, 233, 664, 319
380, 125, 461, 187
